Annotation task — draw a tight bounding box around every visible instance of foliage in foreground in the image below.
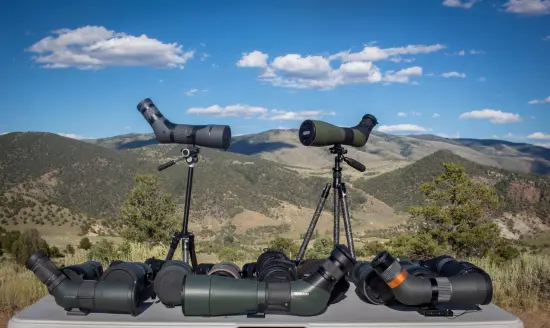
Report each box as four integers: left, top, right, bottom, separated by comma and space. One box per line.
385, 162, 519, 261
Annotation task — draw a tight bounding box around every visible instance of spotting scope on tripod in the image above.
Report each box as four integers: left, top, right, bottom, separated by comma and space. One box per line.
295, 114, 378, 262
137, 98, 232, 270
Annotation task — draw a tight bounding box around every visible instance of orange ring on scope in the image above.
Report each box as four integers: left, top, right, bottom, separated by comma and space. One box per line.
388, 269, 408, 288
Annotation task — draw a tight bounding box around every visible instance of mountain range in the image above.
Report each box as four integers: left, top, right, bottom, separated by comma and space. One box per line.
1, 129, 550, 241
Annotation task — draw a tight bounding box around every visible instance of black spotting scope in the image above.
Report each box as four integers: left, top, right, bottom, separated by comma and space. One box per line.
137, 98, 232, 150
180, 244, 355, 317
370, 251, 492, 307
299, 114, 378, 148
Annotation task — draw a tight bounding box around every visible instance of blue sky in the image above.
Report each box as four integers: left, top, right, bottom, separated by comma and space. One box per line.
1, 0, 550, 146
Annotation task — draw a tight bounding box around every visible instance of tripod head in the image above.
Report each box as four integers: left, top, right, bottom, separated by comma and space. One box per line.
329, 144, 366, 173
157, 146, 200, 172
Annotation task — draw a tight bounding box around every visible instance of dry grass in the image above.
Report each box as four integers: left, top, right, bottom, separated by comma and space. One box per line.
1, 246, 549, 327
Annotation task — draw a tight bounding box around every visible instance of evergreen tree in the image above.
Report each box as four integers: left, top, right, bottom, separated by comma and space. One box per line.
119, 174, 177, 248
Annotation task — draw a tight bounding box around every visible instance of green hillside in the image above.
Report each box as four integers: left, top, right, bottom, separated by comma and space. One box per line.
0, 132, 345, 225
355, 149, 550, 222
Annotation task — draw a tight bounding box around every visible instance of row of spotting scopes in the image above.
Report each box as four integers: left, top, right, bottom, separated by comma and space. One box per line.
24, 97, 494, 318
26, 248, 493, 317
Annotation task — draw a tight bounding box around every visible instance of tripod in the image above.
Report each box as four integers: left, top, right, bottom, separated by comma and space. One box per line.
296, 144, 366, 262
157, 146, 199, 270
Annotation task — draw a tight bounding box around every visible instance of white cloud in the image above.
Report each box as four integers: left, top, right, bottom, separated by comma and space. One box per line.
186, 105, 335, 121
411, 111, 422, 116
236, 43, 443, 89
26, 26, 194, 70
436, 133, 450, 138
236, 50, 269, 68
441, 71, 467, 78
503, 0, 550, 15
535, 142, 550, 148
443, 0, 480, 9
377, 124, 430, 133
383, 66, 423, 84
200, 53, 210, 61
458, 50, 466, 55
398, 111, 408, 117
458, 109, 521, 124
527, 132, 550, 140
432, 113, 440, 118
470, 49, 486, 54
544, 35, 550, 40
185, 88, 208, 96
159, 79, 164, 83
528, 96, 550, 104
124, 126, 131, 130
57, 133, 88, 140
200, 42, 206, 47
0, 132, 9, 136
478, 77, 486, 82
329, 44, 444, 62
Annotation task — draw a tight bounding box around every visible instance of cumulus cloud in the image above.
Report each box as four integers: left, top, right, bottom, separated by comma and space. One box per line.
527, 132, 550, 140
26, 26, 194, 70
383, 66, 423, 84
441, 71, 467, 78
186, 105, 335, 121
458, 109, 521, 124
329, 44, 445, 62
470, 49, 486, 54
432, 113, 441, 118
236, 43, 444, 89
57, 133, 88, 140
236, 51, 269, 68
398, 112, 408, 117
185, 88, 208, 96
503, 0, 550, 15
442, 0, 480, 9
535, 143, 550, 148
528, 96, 550, 104
377, 124, 430, 133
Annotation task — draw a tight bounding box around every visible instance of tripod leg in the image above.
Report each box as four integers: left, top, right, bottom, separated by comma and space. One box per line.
333, 185, 340, 245
339, 183, 356, 259
296, 184, 331, 262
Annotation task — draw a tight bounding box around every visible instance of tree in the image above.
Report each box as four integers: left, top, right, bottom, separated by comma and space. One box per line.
119, 174, 177, 248
79, 237, 92, 250
65, 244, 75, 255
268, 236, 299, 258
390, 162, 516, 259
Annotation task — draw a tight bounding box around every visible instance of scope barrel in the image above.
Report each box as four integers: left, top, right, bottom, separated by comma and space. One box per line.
299, 114, 378, 148
181, 244, 355, 316
137, 98, 232, 150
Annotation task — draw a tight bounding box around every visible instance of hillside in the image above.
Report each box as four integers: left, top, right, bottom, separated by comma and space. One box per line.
354, 149, 550, 226
1, 132, 393, 237
89, 130, 550, 176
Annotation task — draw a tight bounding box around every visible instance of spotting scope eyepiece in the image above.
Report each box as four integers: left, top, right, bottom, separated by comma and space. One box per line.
298, 114, 378, 148
181, 244, 355, 317
137, 98, 232, 150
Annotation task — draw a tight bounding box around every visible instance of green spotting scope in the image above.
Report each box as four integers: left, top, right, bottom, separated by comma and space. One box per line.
181, 244, 355, 317
299, 114, 378, 148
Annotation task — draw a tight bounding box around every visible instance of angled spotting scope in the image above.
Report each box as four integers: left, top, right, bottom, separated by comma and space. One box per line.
370, 251, 492, 307
137, 98, 232, 150
299, 114, 378, 148
180, 244, 355, 316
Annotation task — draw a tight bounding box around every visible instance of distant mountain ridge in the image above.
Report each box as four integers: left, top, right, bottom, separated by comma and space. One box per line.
86, 130, 550, 176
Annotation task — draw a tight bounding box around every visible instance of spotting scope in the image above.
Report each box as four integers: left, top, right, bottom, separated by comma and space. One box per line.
299, 114, 378, 148
180, 244, 355, 316
137, 98, 232, 150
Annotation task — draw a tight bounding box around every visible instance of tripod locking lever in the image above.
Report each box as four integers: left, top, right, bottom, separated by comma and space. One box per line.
343, 157, 366, 172
158, 157, 185, 172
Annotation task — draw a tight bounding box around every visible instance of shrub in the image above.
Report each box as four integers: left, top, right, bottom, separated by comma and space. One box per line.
78, 237, 92, 250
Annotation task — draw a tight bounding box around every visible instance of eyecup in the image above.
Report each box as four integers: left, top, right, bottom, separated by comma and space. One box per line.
26, 250, 47, 270
331, 244, 355, 271
371, 251, 394, 271
361, 114, 378, 126
137, 98, 154, 112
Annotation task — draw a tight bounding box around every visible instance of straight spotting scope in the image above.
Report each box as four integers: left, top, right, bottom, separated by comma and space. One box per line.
299, 114, 378, 148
